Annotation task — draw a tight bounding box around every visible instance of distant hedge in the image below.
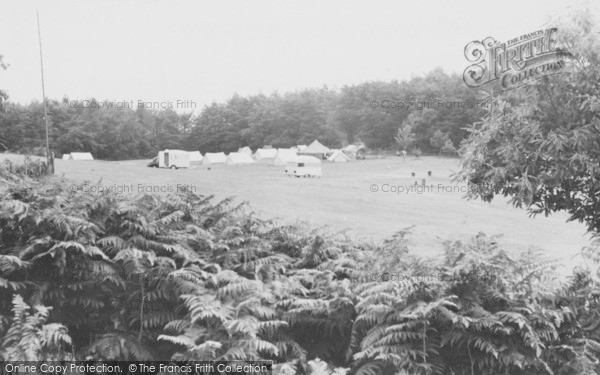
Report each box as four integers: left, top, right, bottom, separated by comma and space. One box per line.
0, 155, 51, 179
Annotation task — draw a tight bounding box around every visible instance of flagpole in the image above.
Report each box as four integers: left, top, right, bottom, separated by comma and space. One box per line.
37, 10, 52, 173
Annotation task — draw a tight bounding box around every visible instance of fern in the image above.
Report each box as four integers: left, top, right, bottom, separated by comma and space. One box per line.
2, 174, 599, 373
0, 295, 72, 361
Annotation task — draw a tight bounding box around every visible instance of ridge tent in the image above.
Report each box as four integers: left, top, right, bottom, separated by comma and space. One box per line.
62, 154, 71, 160
202, 152, 227, 165
68, 152, 94, 160
226, 152, 256, 165
297, 145, 307, 151
273, 149, 298, 166
328, 150, 351, 163
342, 144, 366, 159
297, 140, 331, 159
237, 146, 252, 154
343, 144, 359, 153
253, 148, 277, 161
188, 151, 203, 162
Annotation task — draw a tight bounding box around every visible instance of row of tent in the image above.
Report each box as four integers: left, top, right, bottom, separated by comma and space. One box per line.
197, 140, 356, 166
61, 140, 364, 164
200, 149, 289, 166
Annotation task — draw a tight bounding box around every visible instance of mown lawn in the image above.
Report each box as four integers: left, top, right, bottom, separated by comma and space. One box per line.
37, 154, 591, 273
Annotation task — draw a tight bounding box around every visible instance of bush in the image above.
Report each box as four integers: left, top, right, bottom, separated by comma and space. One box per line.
0, 155, 50, 179
1, 177, 599, 374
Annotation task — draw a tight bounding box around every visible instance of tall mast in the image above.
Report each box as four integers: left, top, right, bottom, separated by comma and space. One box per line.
37, 10, 51, 172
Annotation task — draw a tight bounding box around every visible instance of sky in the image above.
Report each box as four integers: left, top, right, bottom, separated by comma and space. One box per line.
0, 0, 590, 113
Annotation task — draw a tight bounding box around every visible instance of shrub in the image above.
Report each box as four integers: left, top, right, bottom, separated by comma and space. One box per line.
1, 177, 599, 374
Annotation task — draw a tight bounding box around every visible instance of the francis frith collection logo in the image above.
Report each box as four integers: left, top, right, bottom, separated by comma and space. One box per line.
463, 28, 570, 90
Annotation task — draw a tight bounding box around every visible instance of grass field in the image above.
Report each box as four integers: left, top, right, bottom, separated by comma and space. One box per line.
22, 154, 589, 274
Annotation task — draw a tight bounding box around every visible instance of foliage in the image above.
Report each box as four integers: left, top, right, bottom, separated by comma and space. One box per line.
0, 55, 7, 113
0, 68, 484, 159
395, 124, 416, 152
0, 155, 51, 178
1, 176, 600, 374
456, 6, 600, 234
429, 130, 451, 155
1, 7, 598, 374
441, 139, 457, 156
349, 234, 579, 375
0, 295, 73, 361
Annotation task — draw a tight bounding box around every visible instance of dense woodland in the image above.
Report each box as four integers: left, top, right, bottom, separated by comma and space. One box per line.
0, 68, 484, 160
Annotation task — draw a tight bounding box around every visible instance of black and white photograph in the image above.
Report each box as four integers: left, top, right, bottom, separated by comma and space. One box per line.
1, 0, 599, 374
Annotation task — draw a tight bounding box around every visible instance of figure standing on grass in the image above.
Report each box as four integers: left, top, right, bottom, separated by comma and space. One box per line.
402, 150, 407, 161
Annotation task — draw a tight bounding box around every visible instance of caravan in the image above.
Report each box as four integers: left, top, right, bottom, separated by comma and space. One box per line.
148, 149, 190, 169
285, 156, 322, 178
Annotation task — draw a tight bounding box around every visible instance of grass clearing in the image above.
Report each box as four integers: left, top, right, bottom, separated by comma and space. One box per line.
25, 154, 589, 274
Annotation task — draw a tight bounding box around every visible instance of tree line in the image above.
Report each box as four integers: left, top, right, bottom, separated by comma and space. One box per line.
0, 68, 485, 160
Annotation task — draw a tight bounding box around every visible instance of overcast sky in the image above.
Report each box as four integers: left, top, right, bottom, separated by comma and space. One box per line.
0, 0, 589, 112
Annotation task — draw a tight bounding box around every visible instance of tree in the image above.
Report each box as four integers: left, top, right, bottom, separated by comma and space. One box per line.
395, 123, 416, 152
455, 7, 600, 234
441, 139, 457, 156
0, 65, 486, 159
0, 54, 9, 151
0, 55, 8, 110
429, 130, 450, 155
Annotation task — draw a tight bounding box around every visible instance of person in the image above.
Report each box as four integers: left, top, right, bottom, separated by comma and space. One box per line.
396, 150, 400, 157
402, 150, 407, 161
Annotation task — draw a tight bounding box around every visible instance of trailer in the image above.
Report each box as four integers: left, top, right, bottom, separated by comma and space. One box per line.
148, 149, 190, 169
285, 156, 322, 178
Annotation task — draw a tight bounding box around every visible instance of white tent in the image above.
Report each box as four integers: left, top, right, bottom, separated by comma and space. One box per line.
297, 140, 331, 159
226, 152, 256, 165
343, 145, 359, 153
327, 150, 351, 163
342, 143, 366, 159
202, 152, 227, 165
188, 151, 203, 162
297, 145, 307, 151
253, 148, 278, 161
273, 149, 298, 166
277, 148, 296, 153
69, 152, 94, 160
238, 146, 252, 154
299, 140, 331, 154
62, 154, 72, 160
